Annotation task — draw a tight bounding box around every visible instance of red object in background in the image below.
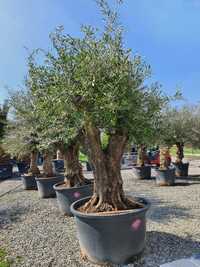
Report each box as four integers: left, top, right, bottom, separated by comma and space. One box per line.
148, 151, 172, 166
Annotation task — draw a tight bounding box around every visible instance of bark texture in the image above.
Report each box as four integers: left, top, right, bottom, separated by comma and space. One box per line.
137, 144, 147, 167
175, 142, 184, 164
56, 149, 63, 160
81, 123, 143, 213
28, 151, 40, 175
62, 142, 89, 187
160, 147, 171, 170
43, 152, 54, 177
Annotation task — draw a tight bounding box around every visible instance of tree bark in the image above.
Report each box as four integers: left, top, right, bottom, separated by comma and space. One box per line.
160, 146, 171, 170
62, 142, 88, 187
28, 151, 40, 175
43, 152, 54, 177
56, 149, 63, 160
175, 142, 184, 164
81, 123, 143, 213
137, 144, 147, 167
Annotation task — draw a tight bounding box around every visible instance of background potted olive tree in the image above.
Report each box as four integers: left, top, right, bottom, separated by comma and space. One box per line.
0, 100, 13, 179
163, 106, 195, 177
45, 0, 168, 264
27, 53, 92, 208
3, 91, 40, 189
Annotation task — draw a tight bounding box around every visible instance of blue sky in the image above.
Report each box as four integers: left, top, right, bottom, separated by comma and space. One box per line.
0, 0, 200, 104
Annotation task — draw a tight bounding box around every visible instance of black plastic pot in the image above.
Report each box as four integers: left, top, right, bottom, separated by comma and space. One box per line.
71, 196, 150, 265
174, 162, 189, 177
17, 162, 29, 174
86, 162, 93, 171
155, 168, 175, 186
0, 164, 13, 179
54, 182, 93, 216
52, 160, 64, 173
21, 175, 37, 190
36, 176, 64, 198
132, 165, 151, 179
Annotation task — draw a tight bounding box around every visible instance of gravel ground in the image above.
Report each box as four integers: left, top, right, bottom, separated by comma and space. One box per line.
1, 162, 200, 267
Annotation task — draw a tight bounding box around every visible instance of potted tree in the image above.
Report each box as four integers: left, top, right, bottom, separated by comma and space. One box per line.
133, 144, 151, 179
4, 92, 41, 189
154, 146, 175, 186
38, 0, 168, 264
161, 107, 194, 177
0, 100, 13, 179
27, 57, 92, 209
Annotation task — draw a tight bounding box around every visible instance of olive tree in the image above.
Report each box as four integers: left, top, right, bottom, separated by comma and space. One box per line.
26, 0, 167, 211
4, 90, 40, 175
160, 106, 195, 164
47, 0, 167, 212
27, 52, 89, 185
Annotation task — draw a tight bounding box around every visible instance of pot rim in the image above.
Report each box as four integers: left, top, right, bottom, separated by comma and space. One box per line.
71, 196, 151, 219
53, 181, 93, 191
35, 176, 58, 181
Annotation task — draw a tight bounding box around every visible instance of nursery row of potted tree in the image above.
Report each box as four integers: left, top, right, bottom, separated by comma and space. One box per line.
2, 0, 200, 265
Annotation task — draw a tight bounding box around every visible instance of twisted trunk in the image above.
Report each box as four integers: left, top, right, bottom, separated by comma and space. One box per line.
28, 151, 40, 175
56, 149, 63, 160
81, 123, 143, 213
43, 152, 54, 177
175, 142, 184, 164
160, 146, 171, 170
63, 142, 87, 187
137, 144, 147, 167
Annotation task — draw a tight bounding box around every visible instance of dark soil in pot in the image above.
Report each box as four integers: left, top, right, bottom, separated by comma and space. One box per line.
36, 175, 64, 198
155, 167, 175, 186
174, 162, 189, 177
132, 165, 151, 179
53, 181, 93, 216
71, 196, 150, 265
0, 164, 13, 180
21, 174, 37, 190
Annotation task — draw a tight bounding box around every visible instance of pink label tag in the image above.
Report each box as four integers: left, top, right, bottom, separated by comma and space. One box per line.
131, 219, 142, 231
73, 191, 81, 198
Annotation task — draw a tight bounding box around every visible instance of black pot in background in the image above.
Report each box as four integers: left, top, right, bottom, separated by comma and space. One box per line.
86, 162, 93, 171
21, 174, 37, 190
155, 168, 175, 186
36, 175, 64, 198
132, 165, 151, 179
54, 182, 93, 216
174, 162, 189, 177
0, 164, 13, 180
52, 160, 64, 173
17, 162, 29, 174
71, 196, 150, 265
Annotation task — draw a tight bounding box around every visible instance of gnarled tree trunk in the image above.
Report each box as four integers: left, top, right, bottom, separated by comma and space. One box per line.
28, 151, 40, 175
160, 146, 171, 170
175, 142, 184, 164
56, 149, 63, 160
62, 142, 88, 187
81, 123, 143, 213
43, 152, 54, 177
137, 144, 147, 167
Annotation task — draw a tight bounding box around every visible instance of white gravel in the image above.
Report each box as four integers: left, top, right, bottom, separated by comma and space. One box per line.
1, 162, 200, 267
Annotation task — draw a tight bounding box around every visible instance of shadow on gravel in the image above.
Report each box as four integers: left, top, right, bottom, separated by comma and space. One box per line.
0, 205, 30, 228
135, 231, 200, 267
